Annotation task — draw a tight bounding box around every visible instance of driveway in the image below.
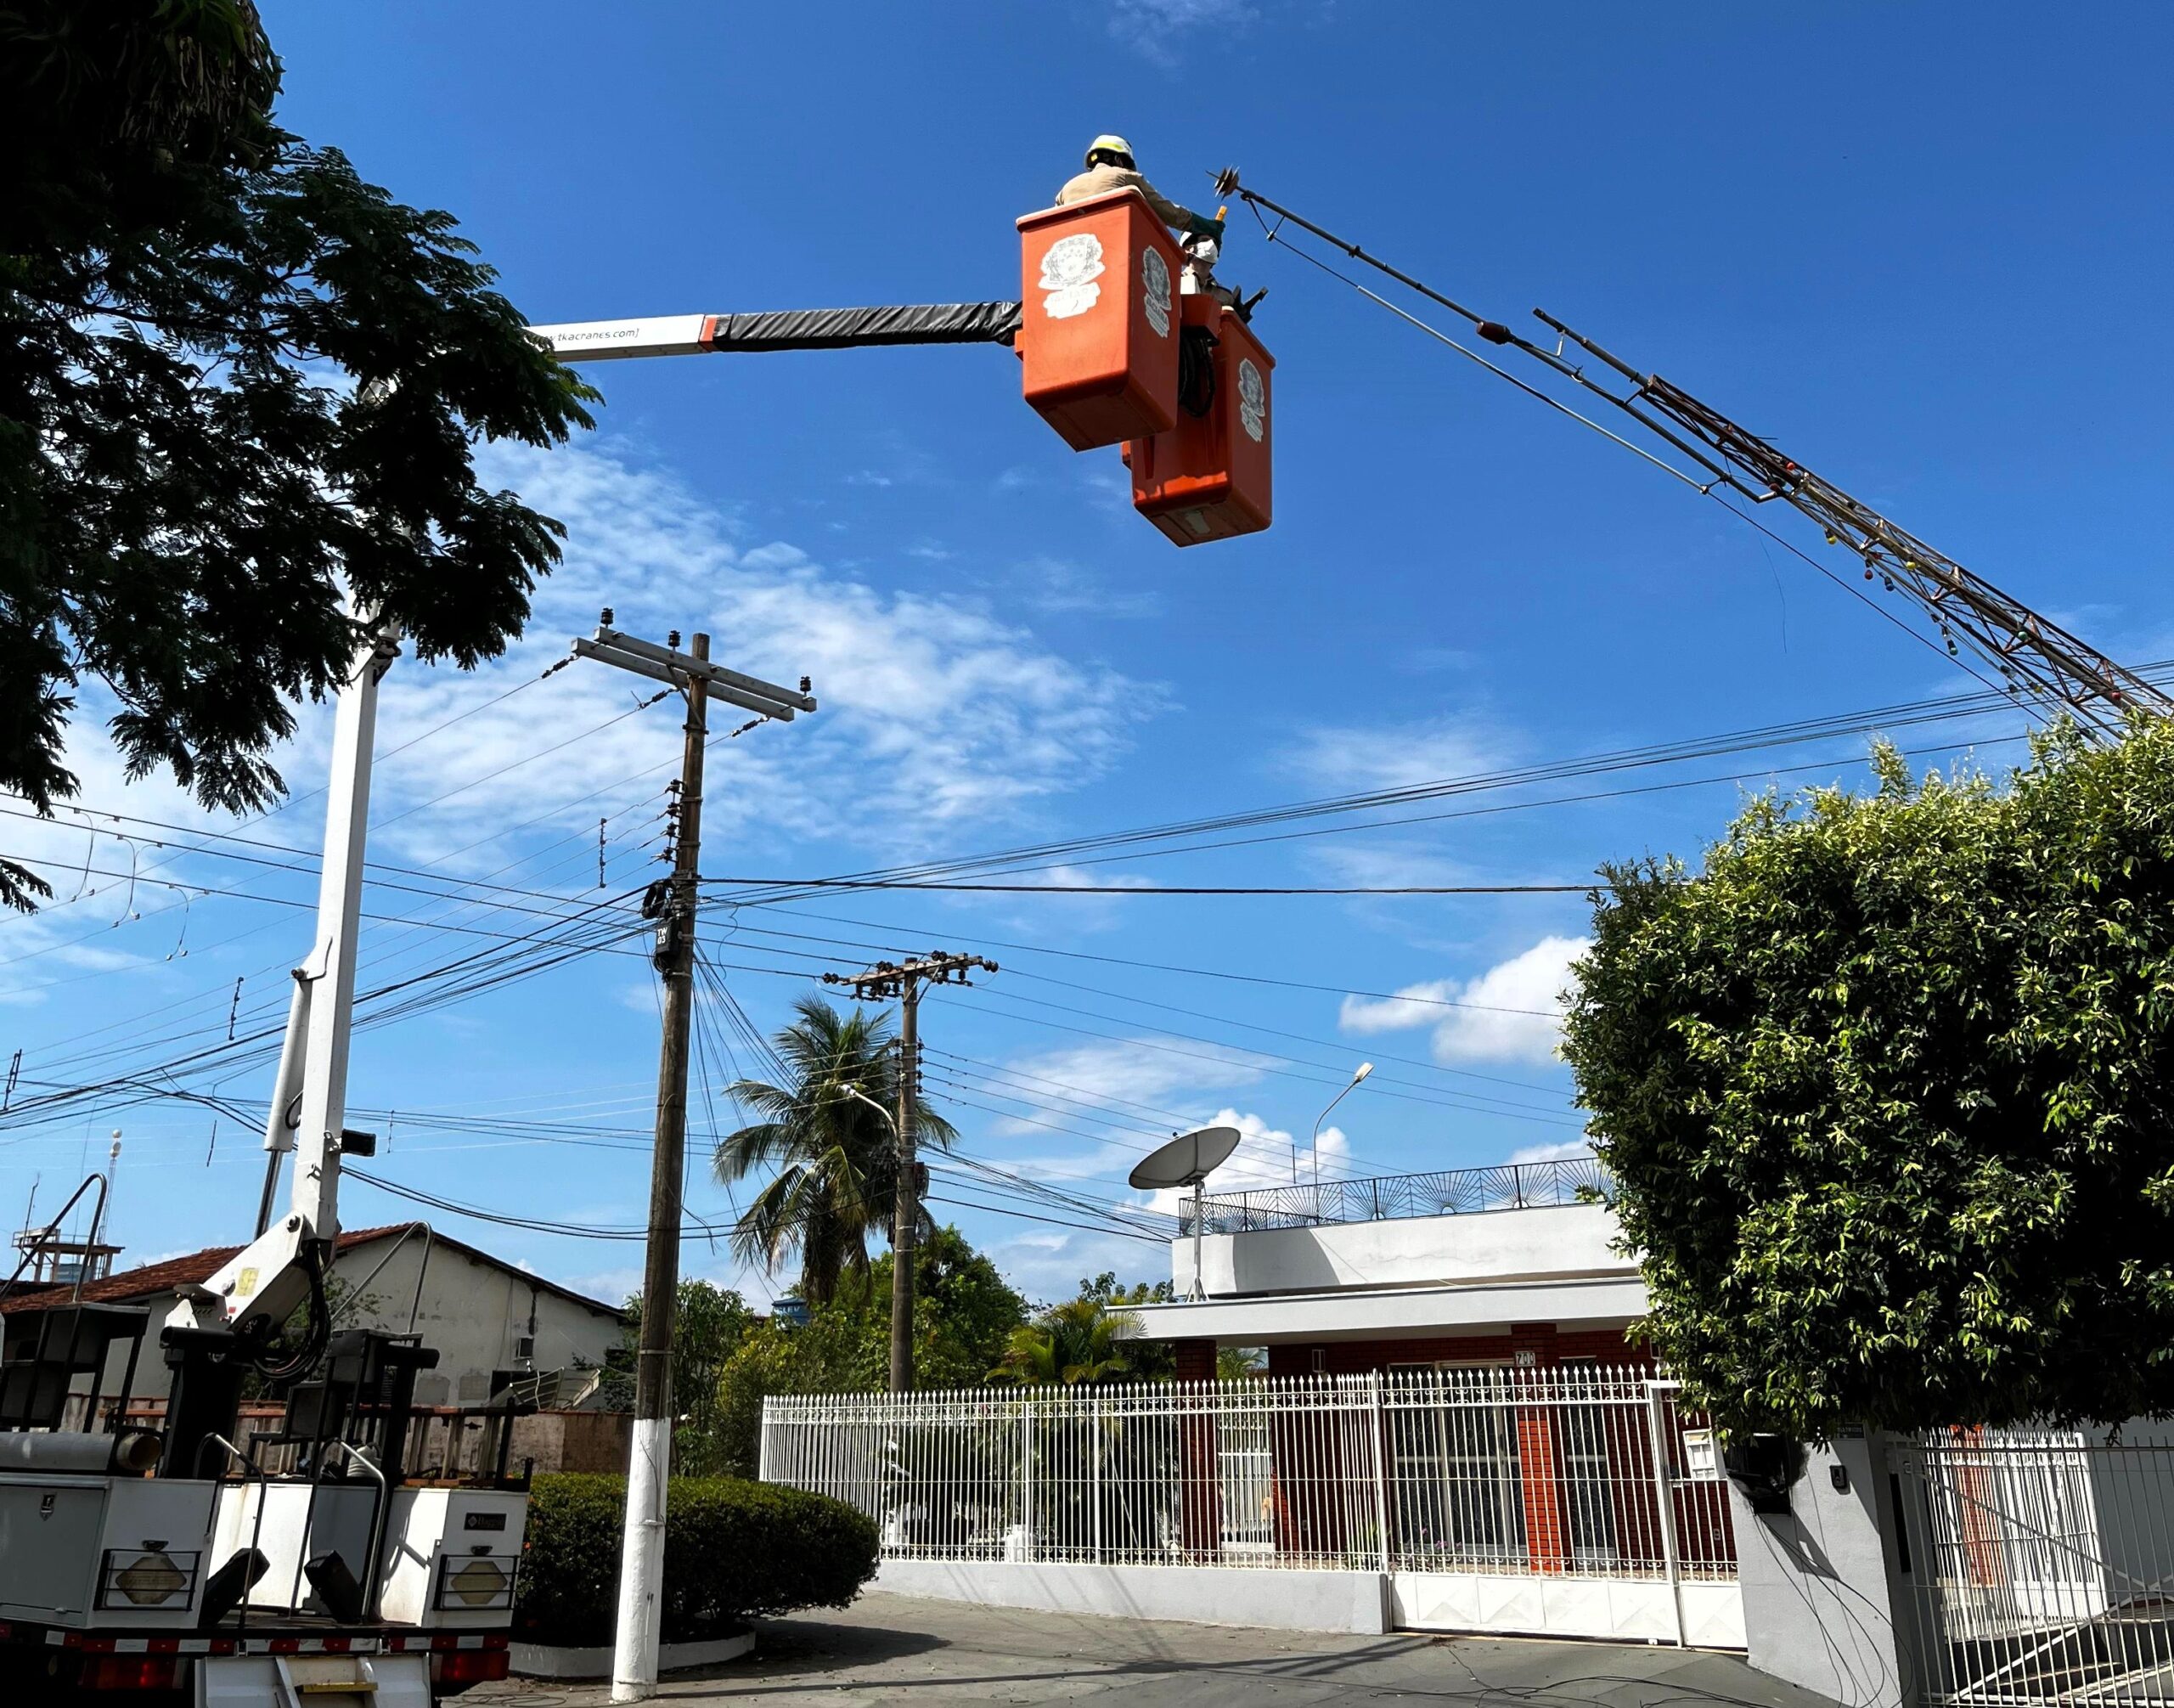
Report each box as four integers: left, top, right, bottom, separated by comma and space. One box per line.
474, 1592, 1836, 1706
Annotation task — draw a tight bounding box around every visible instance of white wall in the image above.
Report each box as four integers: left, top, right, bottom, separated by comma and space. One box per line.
1732, 1435, 1909, 1708
333, 1238, 622, 1406
874, 1558, 1391, 1635
88, 1238, 622, 1408
1176, 1203, 1632, 1299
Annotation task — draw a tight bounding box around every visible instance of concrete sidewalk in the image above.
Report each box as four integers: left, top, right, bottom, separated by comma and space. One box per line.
474, 1591, 1838, 1706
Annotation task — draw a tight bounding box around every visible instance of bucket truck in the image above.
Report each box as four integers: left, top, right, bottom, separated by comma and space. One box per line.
0, 628, 523, 1705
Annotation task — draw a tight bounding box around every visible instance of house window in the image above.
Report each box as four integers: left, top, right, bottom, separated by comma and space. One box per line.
1387, 1362, 1525, 1570
1217, 1410, 1275, 1554
1557, 1359, 1617, 1564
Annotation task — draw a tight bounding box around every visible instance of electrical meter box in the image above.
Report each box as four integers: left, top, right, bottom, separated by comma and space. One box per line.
1017, 189, 1183, 451
1127, 295, 1274, 546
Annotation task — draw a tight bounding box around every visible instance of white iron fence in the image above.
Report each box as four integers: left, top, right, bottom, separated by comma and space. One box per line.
762, 1367, 1738, 1626
1895, 1427, 2174, 1705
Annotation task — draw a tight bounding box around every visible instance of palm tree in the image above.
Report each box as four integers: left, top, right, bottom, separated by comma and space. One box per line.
713, 995, 955, 1306
988, 1298, 1141, 1384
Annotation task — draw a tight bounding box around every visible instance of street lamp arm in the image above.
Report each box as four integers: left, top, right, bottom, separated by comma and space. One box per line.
1308, 1063, 1373, 1192
825, 1080, 898, 1135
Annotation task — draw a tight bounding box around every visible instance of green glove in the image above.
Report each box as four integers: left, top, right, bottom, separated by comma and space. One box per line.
1189, 212, 1226, 243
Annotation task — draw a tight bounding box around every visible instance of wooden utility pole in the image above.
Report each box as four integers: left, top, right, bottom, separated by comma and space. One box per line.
825, 950, 995, 1391
572, 615, 814, 1704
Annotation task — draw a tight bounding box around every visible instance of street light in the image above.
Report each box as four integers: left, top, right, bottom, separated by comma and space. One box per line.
827, 1080, 898, 1135
824, 1081, 908, 1249
1309, 1063, 1373, 1194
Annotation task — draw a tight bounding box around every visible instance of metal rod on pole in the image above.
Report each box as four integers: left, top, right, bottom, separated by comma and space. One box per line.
822, 950, 996, 1392
570, 611, 809, 1700
612, 634, 708, 1704
892, 990, 919, 1395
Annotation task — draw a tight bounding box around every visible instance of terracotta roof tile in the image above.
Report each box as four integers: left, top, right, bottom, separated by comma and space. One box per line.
0, 1223, 622, 1319
0, 1225, 410, 1315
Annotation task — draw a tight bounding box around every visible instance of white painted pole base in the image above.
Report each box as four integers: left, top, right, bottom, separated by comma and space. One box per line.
611, 1414, 673, 1701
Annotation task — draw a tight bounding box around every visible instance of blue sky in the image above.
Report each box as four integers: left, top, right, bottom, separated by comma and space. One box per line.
4, 2, 2171, 1316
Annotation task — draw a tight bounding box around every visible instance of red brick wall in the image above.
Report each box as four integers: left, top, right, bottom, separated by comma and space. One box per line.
1174, 1338, 1218, 1382
1264, 1327, 1647, 1378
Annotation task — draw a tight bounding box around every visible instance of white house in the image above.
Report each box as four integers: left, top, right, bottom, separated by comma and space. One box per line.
1129, 1155, 1648, 1379
1, 1222, 627, 1412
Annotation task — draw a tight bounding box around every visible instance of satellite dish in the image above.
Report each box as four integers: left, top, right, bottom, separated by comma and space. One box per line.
1131, 1126, 1241, 1307
1129, 1125, 1241, 1191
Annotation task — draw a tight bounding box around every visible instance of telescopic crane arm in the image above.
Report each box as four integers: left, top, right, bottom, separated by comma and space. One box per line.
532, 302, 1022, 364
164, 621, 399, 1359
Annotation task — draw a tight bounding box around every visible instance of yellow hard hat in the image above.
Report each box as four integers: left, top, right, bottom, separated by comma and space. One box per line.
1085, 133, 1136, 167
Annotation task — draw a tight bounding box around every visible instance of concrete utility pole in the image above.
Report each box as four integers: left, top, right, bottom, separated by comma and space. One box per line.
573, 613, 815, 1705
824, 951, 996, 1391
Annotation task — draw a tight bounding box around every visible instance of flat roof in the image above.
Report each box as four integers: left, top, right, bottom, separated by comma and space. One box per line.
1127, 1271, 1645, 1344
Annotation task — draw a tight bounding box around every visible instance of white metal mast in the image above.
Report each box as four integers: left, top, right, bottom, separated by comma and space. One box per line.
170, 619, 399, 1343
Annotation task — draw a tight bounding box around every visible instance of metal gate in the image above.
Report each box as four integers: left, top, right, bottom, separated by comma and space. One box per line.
762, 1367, 1743, 1646
1893, 1428, 2174, 1704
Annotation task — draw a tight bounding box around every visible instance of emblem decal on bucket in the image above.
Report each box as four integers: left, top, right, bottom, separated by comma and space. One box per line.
1238, 358, 1266, 443
1141, 247, 1173, 337
1039, 234, 1105, 319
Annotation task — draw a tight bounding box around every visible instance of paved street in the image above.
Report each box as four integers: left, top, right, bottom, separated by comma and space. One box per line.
475, 1593, 1836, 1707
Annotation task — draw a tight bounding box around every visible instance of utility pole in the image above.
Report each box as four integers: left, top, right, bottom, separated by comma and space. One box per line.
824, 951, 996, 1391
574, 612, 814, 1705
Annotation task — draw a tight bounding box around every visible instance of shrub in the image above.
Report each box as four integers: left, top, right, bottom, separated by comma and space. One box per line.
1565, 724, 2174, 1435
516, 1473, 878, 1647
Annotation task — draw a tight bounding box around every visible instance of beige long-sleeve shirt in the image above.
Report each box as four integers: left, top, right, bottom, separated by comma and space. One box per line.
1055, 164, 1204, 234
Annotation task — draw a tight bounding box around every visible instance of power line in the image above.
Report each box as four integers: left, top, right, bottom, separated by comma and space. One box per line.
708, 877, 1596, 896
1230, 178, 2155, 728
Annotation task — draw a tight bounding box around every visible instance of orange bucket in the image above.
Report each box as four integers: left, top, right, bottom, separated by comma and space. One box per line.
1017, 189, 1183, 451
1128, 295, 1273, 545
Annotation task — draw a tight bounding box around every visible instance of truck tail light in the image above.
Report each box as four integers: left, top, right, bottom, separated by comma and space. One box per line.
433, 1648, 510, 1686
80, 1654, 180, 1690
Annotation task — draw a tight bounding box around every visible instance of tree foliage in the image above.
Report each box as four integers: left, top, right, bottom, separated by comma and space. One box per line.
713, 996, 957, 1305
1, 0, 594, 910
989, 1274, 1178, 1384
599, 1280, 754, 1476
707, 1225, 1027, 1474
1563, 724, 2174, 1436
517, 1473, 877, 1648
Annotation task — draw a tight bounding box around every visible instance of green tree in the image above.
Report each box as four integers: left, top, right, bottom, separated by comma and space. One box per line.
1, 0, 594, 910
712, 996, 956, 1305
1079, 1271, 1174, 1307
709, 1225, 1024, 1474
599, 1281, 753, 1475
1563, 724, 2174, 1437
990, 1296, 1144, 1385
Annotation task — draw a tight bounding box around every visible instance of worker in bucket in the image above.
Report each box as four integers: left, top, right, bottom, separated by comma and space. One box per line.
1057, 134, 1225, 244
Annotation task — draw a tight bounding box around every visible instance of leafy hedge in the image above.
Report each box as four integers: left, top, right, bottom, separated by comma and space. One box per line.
516, 1474, 878, 1647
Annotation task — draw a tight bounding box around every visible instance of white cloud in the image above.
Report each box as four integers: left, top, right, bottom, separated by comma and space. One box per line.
1508, 1138, 1593, 1165
983, 1039, 1267, 1139
358, 439, 1166, 871
1015, 556, 1161, 619
1107, 0, 1258, 62
1339, 935, 1590, 1066
0, 716, 307, 1004
1281, 714, 1514, 796
1301, 841, 1472, 890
